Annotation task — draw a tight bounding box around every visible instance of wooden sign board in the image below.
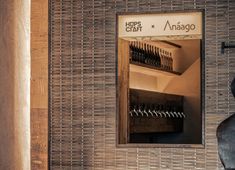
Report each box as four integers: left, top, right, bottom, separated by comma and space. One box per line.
118, 12, 202, 38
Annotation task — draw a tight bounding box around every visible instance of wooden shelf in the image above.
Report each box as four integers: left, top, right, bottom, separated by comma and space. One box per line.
130, 61, 181, 77
130, 116, 183, 133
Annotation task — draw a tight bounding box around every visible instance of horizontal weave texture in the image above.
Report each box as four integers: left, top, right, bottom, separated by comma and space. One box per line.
49, 0, 235, 169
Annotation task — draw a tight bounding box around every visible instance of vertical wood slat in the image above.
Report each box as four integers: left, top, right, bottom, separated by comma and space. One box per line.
31, 0, 48, 169
49, 0, 235, 169
118, 39, 130, 144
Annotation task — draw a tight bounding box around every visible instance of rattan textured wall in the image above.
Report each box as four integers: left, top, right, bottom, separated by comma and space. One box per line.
49, 0, 235, 169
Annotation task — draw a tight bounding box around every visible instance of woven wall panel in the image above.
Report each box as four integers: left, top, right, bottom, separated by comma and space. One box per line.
49, 0, 235, 169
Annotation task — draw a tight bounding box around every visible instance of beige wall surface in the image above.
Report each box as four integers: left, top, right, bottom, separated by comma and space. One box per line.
0, 0, 30, 169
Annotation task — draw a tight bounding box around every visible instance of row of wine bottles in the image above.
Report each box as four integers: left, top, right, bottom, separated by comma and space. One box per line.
129, 41, 173, 71
129, 104, 185, 118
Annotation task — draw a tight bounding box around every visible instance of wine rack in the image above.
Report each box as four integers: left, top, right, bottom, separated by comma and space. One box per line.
129, 89, 184, 134
129, 41, 175, 73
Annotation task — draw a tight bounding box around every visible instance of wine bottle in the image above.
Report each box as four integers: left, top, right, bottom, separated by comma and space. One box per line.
139, 42, 144, 63
154, 47, 158, 67
168, 52, 171, 71
151, 45, 155, 66
165, 51, 169, 70
149, 45, 153, 65
159, 48, 163, 68
129, 41, 134, 61
166, 51, 169, 70
149, 44, 152, 65
161, 49, 166, 69
143, 43, 146, 63
157, 47, 161, 67
145, 43, 149, 64
136, 41, 140, 62
148, 44, 153, 65
169, 52, 173, 71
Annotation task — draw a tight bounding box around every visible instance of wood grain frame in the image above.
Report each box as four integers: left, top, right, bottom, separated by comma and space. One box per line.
116, 9, 205, 148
